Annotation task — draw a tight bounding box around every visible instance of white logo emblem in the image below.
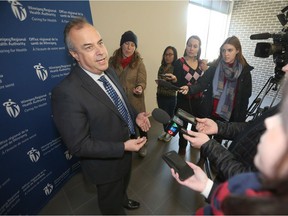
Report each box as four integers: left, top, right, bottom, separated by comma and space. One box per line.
27, 147, 41, 162
64, 150, 73, 160
8, 0, 27, 21
3, 99, 20, 118
34, 63, 48, 81
43, 183, 53, 195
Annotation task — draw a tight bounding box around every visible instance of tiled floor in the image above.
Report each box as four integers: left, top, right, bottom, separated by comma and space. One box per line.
38, 91, 281, 215
39, 118, 206, 215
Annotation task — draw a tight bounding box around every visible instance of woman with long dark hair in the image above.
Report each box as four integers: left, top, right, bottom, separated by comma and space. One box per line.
173, 35, 207, 155
156, 46, 178, 142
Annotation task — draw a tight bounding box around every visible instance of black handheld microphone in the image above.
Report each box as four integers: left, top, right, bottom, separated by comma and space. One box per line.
152, 108, 183, 136
151, 108, 170, 124
152, 108, 194, 137
250, 33, 272, 40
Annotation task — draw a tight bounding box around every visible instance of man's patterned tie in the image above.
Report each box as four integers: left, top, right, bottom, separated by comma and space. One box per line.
98, 75, 135, 135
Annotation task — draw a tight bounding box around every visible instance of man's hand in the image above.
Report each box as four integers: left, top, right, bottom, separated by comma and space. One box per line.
124, 137, 147, 151
136, 112, 151, 132
196, 118, 218, 135
183, 130, 210, 149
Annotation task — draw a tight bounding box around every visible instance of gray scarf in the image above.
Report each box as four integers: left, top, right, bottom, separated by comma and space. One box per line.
212, 59, 243, 121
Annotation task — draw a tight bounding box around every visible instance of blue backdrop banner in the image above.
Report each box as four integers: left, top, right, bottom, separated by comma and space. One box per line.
0, 1, 92, 214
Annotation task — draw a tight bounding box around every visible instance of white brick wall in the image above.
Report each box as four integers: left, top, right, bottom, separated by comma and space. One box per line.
228, 1, 287, 101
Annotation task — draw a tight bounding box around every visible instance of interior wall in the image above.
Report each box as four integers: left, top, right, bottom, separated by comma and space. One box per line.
89, 1, 288, 113
89, 1, 188, 113
228, 0, 287, 101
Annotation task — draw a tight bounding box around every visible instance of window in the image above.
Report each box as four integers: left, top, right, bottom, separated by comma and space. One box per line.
186, 0, 233, 61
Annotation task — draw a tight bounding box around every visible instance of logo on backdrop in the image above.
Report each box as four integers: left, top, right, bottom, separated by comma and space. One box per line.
8, 0, 27, 21
34, 63, 48, 81
3, 99, 21, 118
27, 147, 41, 162
43, 183, 53, 195
64, 150, 73, 160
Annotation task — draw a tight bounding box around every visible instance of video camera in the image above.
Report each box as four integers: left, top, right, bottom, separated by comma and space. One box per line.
250, 6, 288, 81
152, 108, 196, 137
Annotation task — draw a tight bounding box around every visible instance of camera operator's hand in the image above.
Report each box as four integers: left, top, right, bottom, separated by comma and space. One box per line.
183, 130, 210, 149
170, 161, 209, 193
196, 118, 218, 135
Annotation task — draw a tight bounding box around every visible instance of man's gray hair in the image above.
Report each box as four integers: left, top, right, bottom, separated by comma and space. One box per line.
64, 16, 90, 51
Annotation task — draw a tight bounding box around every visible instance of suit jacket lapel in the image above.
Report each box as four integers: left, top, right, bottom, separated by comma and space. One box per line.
105, 69, 136, 120
73, 66, 122, 118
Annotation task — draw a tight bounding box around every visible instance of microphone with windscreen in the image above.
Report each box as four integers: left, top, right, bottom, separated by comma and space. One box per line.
152, 108, 195, 137
152, 108, 171, 124
155, 79, 180, 91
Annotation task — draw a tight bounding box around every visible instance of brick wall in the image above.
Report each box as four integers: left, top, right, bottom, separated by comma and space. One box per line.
228, 0, 287, 102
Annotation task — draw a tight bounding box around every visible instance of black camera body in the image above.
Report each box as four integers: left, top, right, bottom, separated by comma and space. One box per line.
250, 6, 288, 81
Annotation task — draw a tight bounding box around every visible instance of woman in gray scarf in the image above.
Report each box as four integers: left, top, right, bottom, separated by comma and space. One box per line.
179, 36, 253, 124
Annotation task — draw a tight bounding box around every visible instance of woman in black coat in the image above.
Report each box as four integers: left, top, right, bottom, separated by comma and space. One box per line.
179, 36, 253, 123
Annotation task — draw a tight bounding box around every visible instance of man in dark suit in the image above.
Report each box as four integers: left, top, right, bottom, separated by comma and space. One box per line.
51, 17, 151, 215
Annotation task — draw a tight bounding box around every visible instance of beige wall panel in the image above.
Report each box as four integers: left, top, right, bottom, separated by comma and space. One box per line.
90, 1, 188, 112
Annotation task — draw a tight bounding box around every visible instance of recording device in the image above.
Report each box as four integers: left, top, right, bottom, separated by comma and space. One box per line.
162, 150, 194, 181
159, 74, 170, 78
155, 79, 180, 91
151, 108, 183, 136
250, 6, 288, 80
176, 108, 197, 126
167, 115, 184, 137
152, 108, 196, 137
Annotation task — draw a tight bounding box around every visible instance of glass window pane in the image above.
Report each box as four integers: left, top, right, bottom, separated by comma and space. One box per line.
186, 3, 230, 61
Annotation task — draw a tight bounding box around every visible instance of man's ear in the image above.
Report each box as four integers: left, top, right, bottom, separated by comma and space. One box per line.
69, 50, 79, 62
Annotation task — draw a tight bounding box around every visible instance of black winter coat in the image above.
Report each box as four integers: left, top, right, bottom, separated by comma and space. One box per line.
201, 105, 279, 183
188, 64, 254, 121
